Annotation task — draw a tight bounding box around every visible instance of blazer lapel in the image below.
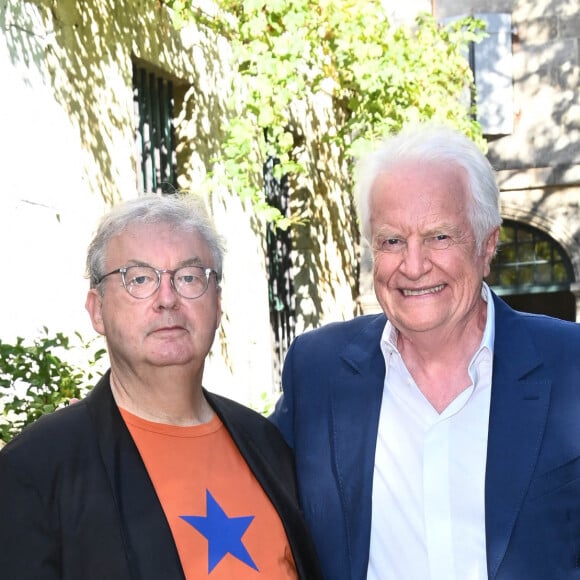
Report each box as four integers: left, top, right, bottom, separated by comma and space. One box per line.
485, 296, 552, 579
86, 374, 185, 580
331, 315, 386, 579
207, 392, 324, 580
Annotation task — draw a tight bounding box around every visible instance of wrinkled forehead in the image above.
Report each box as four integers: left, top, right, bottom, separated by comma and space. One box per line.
370, 160, 469, 206
105, 221, 212, 263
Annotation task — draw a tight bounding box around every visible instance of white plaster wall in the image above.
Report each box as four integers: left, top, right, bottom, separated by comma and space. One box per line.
0, 1, 103, 348
0, 0, 274, 405
204, 194, 276, 408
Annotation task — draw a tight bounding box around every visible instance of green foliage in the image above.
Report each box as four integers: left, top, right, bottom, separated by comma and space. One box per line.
0, 328, 106, 443
165, 1, 486, 224
252, 390, 278, 417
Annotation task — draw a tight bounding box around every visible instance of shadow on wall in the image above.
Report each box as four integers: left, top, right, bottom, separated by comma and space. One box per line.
1, 0, 229, 205
482, 0, 580, 286
483, 1, 579, 172
288, 97, 360, 331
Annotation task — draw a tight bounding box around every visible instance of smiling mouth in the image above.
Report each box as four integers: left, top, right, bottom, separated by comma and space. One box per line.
401, 284, 445, 297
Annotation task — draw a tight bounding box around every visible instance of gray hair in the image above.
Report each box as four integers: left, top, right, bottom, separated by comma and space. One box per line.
86, 194, 225, 288
355, 124, 502, 252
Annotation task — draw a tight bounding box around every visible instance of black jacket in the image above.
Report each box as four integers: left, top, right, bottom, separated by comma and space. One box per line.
0, 372, 322, 579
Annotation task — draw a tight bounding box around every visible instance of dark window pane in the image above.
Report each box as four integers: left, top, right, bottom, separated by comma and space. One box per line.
500, 269, 516, 286
499, 226, 514, 243
499, 244, 516, 264
133, 63, 177, 194
518, 265, 534, 285
487, 220, 573, 294
536, 263, 552, 284
535, 240, 551, 260
486, 269, 499, 285
519, 242, 535, 262
553, 262, 569, 282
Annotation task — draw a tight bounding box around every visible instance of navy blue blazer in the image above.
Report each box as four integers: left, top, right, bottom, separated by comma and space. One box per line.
0, 372, 323, 579
271, 293, 580, 579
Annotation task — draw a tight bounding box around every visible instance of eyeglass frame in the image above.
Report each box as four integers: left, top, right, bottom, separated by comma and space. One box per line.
96, 264, 219, 300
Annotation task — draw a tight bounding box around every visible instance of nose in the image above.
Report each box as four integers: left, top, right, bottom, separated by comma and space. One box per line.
154, 271, 179, 309
398, 239, 432, 280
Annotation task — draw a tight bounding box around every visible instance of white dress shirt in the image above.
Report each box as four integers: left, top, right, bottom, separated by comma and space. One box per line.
367, 285, 495, 580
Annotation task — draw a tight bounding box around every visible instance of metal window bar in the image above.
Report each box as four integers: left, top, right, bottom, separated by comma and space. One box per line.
487, 221, 573, 293
133, 64, 177, 194
264, 155, 294, 389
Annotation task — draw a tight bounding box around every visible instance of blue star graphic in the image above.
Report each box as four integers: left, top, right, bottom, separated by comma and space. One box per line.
180, 490, 258, 573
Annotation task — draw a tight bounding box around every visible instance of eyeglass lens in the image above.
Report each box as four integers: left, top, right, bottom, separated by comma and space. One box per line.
123, 266, 210, 299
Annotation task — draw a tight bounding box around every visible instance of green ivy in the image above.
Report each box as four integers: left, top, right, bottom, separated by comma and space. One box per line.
166, 1, 486, 226
0, 328, 106, 443
251, 390, 279, 418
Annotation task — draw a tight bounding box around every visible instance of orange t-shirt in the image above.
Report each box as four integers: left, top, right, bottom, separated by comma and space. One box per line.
120, 408, 297, 579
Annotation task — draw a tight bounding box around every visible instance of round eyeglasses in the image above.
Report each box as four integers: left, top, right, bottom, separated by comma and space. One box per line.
97, 265, 218, 299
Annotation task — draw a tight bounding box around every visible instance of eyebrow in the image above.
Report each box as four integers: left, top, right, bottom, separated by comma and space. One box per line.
123, 257, 208, 269
178, 257, 207, 268
373, 226, 401, 239
422, 224, 463, 237
372, 223, 466, 242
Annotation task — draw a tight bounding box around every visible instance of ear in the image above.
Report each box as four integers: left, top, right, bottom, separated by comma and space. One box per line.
215, 286, 223, 330
482, 227, 500, 277
85, 288, 106, 336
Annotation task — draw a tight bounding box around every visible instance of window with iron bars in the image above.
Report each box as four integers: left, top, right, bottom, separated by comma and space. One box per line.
264, 155, 295, 390
486, 220, 574, 294
132, 62, 178, 194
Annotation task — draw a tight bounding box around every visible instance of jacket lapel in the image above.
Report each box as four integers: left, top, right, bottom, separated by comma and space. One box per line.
86, 374, 185, 580
207, 392, 324, 579
331, 314, 386, 579
485, 296, 552, 579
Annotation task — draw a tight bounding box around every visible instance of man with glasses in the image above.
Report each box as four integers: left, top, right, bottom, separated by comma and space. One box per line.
0, 195, 322, 580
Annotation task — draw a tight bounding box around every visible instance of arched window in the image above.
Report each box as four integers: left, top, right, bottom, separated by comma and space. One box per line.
486, 220, 574, 295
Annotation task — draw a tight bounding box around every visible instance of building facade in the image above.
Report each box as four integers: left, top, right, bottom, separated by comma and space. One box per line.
0, 0, 359, 405
364, 0, 580, 321
1, 0, 578, 409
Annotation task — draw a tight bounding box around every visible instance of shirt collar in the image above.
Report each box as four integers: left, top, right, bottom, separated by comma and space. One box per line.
381, 282, 496, 355
479, 281, 495, 354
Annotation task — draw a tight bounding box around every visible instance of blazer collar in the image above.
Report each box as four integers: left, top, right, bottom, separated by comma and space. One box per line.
331, 314, 387, 579
85, 373, 185, 580
485, 294, 552, 579
86, 377, 322, 580
330, 301, 552, 580
205, 391, 324, 580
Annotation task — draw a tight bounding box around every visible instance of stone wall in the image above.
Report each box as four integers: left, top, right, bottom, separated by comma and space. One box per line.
360, 0, 580, 319
441, 0, 580, 317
